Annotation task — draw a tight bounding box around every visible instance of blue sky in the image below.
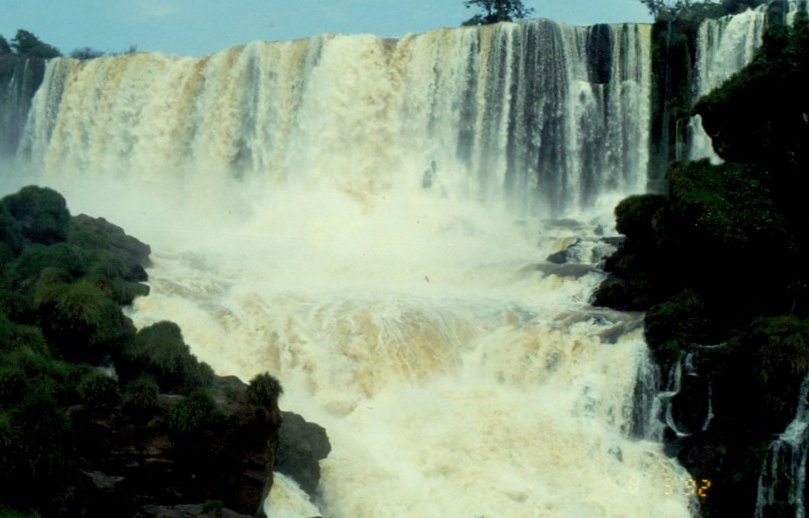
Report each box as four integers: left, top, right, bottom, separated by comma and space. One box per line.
1, 0, 653, 57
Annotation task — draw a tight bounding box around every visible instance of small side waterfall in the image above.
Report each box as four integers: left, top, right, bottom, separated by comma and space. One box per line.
659, 346, 719, 440
659, 358, 693, 439
689, 6, 766, 162
689, 1, 807, 163
0, 57, 46, 156
755, 374, 809, 518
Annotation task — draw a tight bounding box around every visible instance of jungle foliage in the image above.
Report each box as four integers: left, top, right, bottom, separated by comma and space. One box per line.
1, 30, 60, 59
0, 185, 285, 515
594, 13, 809, 518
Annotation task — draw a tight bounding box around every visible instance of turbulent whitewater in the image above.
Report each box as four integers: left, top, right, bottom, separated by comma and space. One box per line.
4, 19, 697, 517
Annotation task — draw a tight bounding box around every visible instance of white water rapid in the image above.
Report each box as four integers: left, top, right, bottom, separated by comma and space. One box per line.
3, 19, 697, 518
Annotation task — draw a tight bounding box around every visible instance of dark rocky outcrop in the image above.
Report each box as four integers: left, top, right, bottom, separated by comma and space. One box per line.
51, 374, 281, 518
276, 411, 332, 497
593, 14, 809, 517
69, 214, 153, 280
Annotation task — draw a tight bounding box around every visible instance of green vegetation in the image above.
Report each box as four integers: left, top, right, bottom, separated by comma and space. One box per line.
121, 374, 160, 422
0, 28, 132, 69
4, 30, 60, 59
596, 13, 809, 517
77, 368, 121, 411
640, 0, 765, 20
121, 321, 214, 394
0, 185, 269, 515
69, 47, 105, 60
247, 371, 284, 409
0, 186, 138, 511
168, 388, 220, 435
462, 0, 534, 26
1, 184, 69, 244
0, 506, 40, 518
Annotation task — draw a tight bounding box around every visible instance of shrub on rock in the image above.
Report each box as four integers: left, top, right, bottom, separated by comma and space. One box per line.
247, 372, 283, 410
122, 375, 160, 422
121, 321, 213, 394
614, 193, 666, 246
168, 388, 219, 436
1, 186, 70, 245
37, 279, 135, 362
77, 369, 120, 412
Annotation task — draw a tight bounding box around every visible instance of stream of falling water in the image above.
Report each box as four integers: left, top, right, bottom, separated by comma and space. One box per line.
1, 17, 698, 517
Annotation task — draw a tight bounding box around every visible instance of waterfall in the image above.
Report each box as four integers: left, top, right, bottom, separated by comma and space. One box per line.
689, 6, 767, 162
755, 374, 809, 518
17, 20, 650, 218
0, 57, 46, 157
658, 347, 717, 441
689, 1, 807, 163
1, 19, 703, 518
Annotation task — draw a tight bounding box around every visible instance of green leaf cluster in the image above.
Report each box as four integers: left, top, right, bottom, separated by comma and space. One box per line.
247, 372, 284, 410
120, 321, 214, 394
462, 0, 534, 26
0, 185, 220, 514
168, 388, 219, 435
5, 30, 60, 59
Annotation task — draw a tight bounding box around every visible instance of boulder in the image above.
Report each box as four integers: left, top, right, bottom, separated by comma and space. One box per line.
276, 412, 332, 497
51, 374, 281, 518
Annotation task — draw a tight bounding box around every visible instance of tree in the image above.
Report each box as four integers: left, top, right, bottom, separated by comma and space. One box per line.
640, 0, 670, 17
2, 186, 71, 245
0, 36, 10, 55
463, 0, 534, 26
9, 30, 60, 58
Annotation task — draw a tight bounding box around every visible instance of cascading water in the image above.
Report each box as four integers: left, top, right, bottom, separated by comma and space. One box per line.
0, 57, 46, 156
2, 19, 698, 517
688, 1, 807, 163
15, 20, 651, 217
755, 374, 809, 518
688, 5, 767, 162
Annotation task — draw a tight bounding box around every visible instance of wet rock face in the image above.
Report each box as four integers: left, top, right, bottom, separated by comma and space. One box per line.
136, 503, 253, 517
275, 411, 332, 497
53, 375, 281, 518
